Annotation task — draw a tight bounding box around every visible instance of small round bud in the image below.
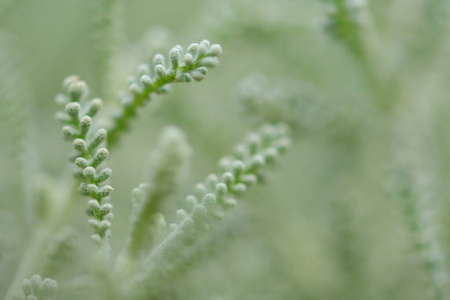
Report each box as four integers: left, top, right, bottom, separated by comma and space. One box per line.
248, 155, 265, 171
65, 102, 81, 119
22, 279, 32, 295
41, 278, 58, 292
200, 40, 211, 49
200, 57, 219, 68
87, 200, 100, 216
155, 65, 166, 78
176, 209, 188, 221
63, 75, 79, 89
231, 160, 246, 177
184, 53, 194, 66
208, 44, 222, 56
223, 198, 238, 209
99, 185, 114, 198
100, 203, 113, 214
222, 172, 235, 186
233, 144, 248, 160
232, 183, 247, 197
128, 83, 141, 95
88, 129, 107, 152
195, 183, 208, 198
91, 147, 109, 168
215, 183, 228, 196
203, 193, 216, 207
186, 195, 198, 207
206, 174, 219, 189
91, 234, 102, 244
62, 126, 77, 139
240, 174, 258, 186
30, 274, 42, 291
79, 116, 92, 137
73, 139, 87, 153
192, 204, 208, 222
184, 73, 193, 82
75, 157, 89, 168
263, 148, 278, 164
247, 133, 262, 154
140, 75, 152, 88
169, 47, 181, 68
191, 71, 205, 81
83, 166, 96, 179
86, 98, 102, 117
96, 168, 112, 183
275, 137, 292, 154
153, 53, 165, 66
68, 81, 87, 101
197, 67, 208, 75
187, 43, 199, 57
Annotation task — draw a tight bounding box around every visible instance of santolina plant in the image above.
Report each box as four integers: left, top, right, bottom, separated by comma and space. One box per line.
2, 1, 450, 299
2, 39, 292, 300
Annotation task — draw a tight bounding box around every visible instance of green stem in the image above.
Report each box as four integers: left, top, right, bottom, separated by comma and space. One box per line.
106, 61, 204, 148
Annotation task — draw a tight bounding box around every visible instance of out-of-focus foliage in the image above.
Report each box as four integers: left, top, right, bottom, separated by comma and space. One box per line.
2, 0, 450, 299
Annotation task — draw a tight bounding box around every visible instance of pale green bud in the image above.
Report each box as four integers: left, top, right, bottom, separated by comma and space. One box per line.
203, 193, 216, 208
63, 75, 78, 89
98, 185, 114, 198
184, 53, 194, 66
169, 47, 181, 69
75, 157, 89, 168
140, 75, 152, 88
223, 198, 237, 209
191, 71, 205, 81
197, 67, 208, 75
176, 209, 188, 221
79, 116, 92, 137
207, 44, 222, 56
232, 183, 247, 196
275, 137, 292, 154
215, 183, 228, 196
186, 195, 198, 207
187, 43, 199, 57
68, 81, 87, 101
195, 183, 209, 198
263, 148, 278, 164
73, 138, 87, 154
247, 155, 265, 171
222, 172, 235, 186
65, 102, 80, 120
85, 98, 102, 117
231, 160, 246, 177
240, 174, 258, 186
22, 279, 32, 295
200, 57, 219, 68
87, 200, 100, 216
62, 126, 77, 139
153, 53, 165, 67
30, 274, 41, 291
91, 147, 109, 168
96, 168, 112, 183
206, 174, 219, 190
83, 166, 96, 180
155, 65, 166, 78
40, 278, 58, 292
87, 129, 107, 152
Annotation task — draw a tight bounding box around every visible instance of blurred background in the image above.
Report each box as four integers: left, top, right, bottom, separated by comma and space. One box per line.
2, 0, 450, 299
